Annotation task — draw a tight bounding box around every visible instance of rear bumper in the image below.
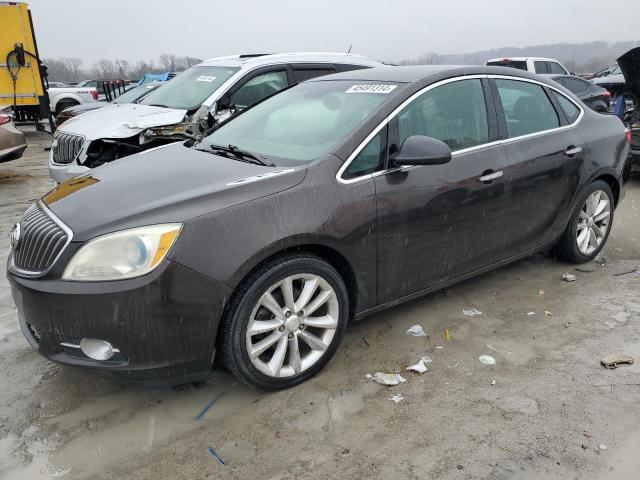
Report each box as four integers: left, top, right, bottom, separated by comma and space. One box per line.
8, 259, 232, 386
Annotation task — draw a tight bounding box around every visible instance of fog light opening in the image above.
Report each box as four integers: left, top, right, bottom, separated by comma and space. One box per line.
79, 338, 120, 361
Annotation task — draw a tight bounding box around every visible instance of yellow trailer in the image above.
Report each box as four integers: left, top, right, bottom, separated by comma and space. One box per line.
0, 1, 51, 125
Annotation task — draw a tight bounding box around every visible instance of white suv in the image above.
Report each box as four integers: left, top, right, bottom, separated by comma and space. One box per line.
49, 52, 383, 183
486, 57, 570, 76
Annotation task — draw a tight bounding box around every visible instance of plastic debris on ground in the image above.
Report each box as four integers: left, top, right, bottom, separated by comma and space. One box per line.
195, 392, 224, 421
479, 355, 496, 365
405, 325, 426, 337
406, 357, 431, 374
445, 328, 451, 341
539, 289, 545, 295
491, 379, 496, 385
600, 353, 634, 369
390, 394, 404, 404
544, 310, 553, 317
598, 444, 607, 450
527, 312, 537, 316
368, 372, 407, 386
435, 346, 444, 349
561, 272, 577, 282
207, 447, 225, 465
463, 308, 482, 316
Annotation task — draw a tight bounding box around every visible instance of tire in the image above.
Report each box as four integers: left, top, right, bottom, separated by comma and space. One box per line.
554, 180, 614, 263
55, 100, 79, 115
220, 254, 349, 390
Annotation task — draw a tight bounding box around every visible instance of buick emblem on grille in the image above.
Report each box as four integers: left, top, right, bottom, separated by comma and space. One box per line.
10, 223, 21, 250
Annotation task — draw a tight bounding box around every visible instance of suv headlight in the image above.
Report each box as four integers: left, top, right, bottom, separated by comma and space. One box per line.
62, 224, 182, 282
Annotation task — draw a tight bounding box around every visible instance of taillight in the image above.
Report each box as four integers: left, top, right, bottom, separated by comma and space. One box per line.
90, 90, 98, 100
0, 113, 11, 126
625, 128, 632, 143
603, 90, 611, 98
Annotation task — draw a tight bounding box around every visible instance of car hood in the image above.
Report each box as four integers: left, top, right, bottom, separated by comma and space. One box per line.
618, 47, 640, 100
42, 143, 306, 241
592, 74, 625, 86
56, 103, 188, 139
64, 101, 109, 115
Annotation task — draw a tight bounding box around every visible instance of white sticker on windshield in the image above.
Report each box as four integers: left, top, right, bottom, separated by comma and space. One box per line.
345, 84, 397, 94
196, 75, 217, 82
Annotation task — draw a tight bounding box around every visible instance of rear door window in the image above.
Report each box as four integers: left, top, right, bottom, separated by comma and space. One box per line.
548, 62, 567, 74
534, 61, 550, 74
551, 91, 581, 124
495, 79, 560, 138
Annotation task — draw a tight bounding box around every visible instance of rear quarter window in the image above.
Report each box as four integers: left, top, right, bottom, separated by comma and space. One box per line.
551, 91, 581, 124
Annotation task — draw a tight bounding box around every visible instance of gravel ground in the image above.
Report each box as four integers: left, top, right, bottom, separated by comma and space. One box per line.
1, 130, 639, 480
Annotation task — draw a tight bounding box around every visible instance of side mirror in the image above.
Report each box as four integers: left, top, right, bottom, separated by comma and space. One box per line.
392, 135, 452, 166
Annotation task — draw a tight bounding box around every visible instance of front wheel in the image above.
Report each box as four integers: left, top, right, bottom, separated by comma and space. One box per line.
555, 180, 614, 263
220, 254, 349, 390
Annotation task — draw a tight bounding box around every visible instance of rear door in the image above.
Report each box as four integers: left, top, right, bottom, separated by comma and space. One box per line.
372, 77, 511, 303
490, 77, 585, 255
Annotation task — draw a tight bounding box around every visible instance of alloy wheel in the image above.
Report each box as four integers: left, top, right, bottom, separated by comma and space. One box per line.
576, 189, 611, 255
245, 274, 339, 378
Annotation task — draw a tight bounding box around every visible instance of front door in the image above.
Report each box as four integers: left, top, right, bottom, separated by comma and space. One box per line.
374, 78, 511, 304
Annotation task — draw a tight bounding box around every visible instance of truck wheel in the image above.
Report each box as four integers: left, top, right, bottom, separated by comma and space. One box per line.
55, 100, 79, 115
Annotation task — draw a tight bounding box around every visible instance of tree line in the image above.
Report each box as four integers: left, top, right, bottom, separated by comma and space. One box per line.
43, 54, 203, 83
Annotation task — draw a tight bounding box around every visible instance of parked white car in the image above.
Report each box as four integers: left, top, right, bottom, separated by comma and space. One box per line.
48, 52, 383, 183
486, 57, 570, 76
48, 86, 99, 115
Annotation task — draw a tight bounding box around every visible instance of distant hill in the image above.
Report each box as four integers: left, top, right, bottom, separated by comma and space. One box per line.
398, 40, 639, 74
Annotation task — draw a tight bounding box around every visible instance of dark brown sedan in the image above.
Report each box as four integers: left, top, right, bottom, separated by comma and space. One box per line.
8, 66, 630, 389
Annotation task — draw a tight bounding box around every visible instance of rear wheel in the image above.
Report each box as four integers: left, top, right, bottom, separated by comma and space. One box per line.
55, 100, 79, 115
220, 254, 349, 390
555, 180, 614, 263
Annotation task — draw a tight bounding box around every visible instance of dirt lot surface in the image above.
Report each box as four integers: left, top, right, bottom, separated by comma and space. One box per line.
1, 130, 639, 480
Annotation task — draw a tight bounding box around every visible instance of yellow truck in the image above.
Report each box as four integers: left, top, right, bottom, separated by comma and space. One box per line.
1, 1, 52, 126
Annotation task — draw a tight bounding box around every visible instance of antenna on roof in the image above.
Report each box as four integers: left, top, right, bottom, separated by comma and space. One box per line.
347, 45, 352, 54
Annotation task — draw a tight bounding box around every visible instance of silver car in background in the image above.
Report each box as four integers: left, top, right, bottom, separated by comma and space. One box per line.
48, 52, 383, 183
0, 110, 27, 163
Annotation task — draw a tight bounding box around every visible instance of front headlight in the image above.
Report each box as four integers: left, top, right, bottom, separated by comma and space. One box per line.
62, 224, 182, 282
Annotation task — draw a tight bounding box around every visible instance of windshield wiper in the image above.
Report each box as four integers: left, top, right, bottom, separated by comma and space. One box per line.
209, 144, 273, 166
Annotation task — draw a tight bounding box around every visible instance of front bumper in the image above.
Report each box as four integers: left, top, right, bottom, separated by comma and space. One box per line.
48, 150, 90, 183
8, 259, 232, 385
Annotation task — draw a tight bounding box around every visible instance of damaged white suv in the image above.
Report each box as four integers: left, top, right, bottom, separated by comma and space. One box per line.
48, 52, 383, 183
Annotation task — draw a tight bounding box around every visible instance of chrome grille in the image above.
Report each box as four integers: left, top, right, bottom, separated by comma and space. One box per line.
12, 203, 70, 274
52, 133, 84, 164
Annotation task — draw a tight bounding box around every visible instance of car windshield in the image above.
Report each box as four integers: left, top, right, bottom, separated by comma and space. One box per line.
487, 60, 527, 70
112, 85, 157, 104
199, 80, 398, 165
139, 66, 239, 110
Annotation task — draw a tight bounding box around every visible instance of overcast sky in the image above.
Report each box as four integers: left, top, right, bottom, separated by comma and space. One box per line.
25, 0, 639, 65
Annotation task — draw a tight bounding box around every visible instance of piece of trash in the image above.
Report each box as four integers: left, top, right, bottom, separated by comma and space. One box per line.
487, 343, 513, 355
527, 311, 537, 316
583, 432, 593, 438
491, 379, 496, 385
463, 308, 482, 316
435, 346, 444, 349
581, 443, 589, 450
341, 448, 350, 455
598, 443, 607, 451
365, 374, 372, 379
561, 272, 576, 282
390, 394, 404, 404
445, 328, 451, 341
195, 392, 224, 421
479, 355, 496, 365
208, 447, 225, 465
406, 357, 430, 374
544, 310, 553, 317
369, 372, 406, 386
539, 289, 545, 295
405, 325, 426, 337
600, 353, 634, 369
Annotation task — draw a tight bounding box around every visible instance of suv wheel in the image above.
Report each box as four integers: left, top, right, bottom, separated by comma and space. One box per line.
220, 254, 349, 390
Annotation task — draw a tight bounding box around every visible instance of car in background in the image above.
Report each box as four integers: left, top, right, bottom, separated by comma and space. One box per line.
47, 81, 67, 88
0, 110, 27, 162
56, 83, 163, 125
588, 65, 617, 80
617, 47, 640, 174
486, 57, 570, 76
48, 52, 384, 183
48, 85, 99, 115
592, 64, 626, 97
10, 65, 629, 389
549, 74, 611, 112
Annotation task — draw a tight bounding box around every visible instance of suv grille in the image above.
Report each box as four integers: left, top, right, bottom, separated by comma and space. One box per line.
12, 203, 70, 274
52, 133, 84, 164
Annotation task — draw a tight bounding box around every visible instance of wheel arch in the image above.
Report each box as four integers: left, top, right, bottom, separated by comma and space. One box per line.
592, 172, 621, 206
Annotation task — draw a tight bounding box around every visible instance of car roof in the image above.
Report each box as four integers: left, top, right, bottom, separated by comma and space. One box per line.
487, 57, 562, 62
198, 52, 383, 69
307, 65, 549, 84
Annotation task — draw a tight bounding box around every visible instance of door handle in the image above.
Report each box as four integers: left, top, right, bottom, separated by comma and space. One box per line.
563, 146, 583, 156
478, 170, 503, 183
